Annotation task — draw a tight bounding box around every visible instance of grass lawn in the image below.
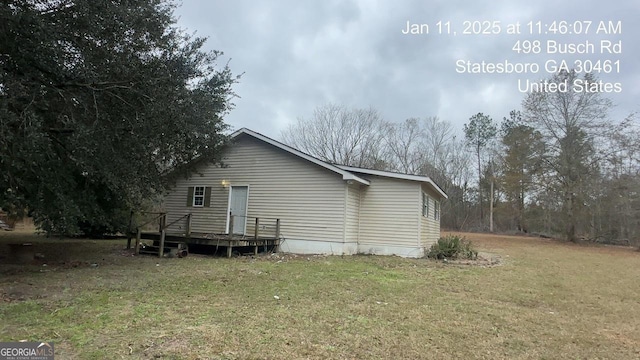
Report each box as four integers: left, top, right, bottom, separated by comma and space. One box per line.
1, 231, 640, 359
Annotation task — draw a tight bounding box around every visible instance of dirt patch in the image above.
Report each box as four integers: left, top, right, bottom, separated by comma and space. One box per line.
0, 235, 136, 304
461, 251, 502, 266
435, 251, 503, 267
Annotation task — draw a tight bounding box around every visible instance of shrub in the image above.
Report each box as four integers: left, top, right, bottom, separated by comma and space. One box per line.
427, 235, 478, 260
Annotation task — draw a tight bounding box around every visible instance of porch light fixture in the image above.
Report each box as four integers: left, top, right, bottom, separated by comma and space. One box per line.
221, 180, 230, 188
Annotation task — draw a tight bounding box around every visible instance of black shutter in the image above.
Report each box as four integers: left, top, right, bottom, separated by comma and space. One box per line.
204, 187, 212, 207
187, 187, 194, 207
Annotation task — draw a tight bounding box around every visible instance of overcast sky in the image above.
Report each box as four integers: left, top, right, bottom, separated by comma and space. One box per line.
174, 0, 638, 139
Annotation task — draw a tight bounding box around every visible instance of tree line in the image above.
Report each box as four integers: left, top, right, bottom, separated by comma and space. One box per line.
282, 71, 639, 245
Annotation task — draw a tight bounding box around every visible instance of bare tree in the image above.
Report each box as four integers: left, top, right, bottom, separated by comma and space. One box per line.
592, 116, 640, 245
383, 118, 425, 174
382, 116, 458, 175
522, 70, 615, 242
281, 104, 386, 168
421, 116, 456, 173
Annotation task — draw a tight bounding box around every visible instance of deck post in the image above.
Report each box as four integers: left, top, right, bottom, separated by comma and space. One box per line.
186, 213, 192, 237
227, 215, 234, 258
254, 218, 260, 239
275, 218, 281, 253
135, 228, 141, 255
159, 229, 166, 257
159, 212, 166, 233
126, 210, 134, 249
254, 217, 260, 255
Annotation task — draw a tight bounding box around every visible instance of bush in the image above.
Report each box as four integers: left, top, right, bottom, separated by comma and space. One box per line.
427, 235, 478, 260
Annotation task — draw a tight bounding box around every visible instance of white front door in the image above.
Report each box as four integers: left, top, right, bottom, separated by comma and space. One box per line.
229, 186, 248, 234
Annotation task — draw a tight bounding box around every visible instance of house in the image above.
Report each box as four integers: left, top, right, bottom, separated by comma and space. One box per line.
162, 128, 447, 258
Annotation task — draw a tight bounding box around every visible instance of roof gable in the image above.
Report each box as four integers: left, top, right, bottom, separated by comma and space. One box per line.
230, 128, 370, 186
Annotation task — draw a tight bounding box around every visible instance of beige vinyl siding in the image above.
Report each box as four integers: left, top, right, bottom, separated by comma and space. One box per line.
163, 135, 346, 242
344, 183, 361, 243
358, 175, 421, 248
162, 183, 228, 234
420, 184, 441, 248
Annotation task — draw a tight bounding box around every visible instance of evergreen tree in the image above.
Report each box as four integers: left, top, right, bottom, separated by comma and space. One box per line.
0, 0, 238, 235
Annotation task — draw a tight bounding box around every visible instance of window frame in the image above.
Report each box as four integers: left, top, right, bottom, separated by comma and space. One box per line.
422, 192, 429, 217
193, 186, 206, 207
434, 199, 440, 220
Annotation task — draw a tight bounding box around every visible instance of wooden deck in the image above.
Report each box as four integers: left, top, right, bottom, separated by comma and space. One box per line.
135, 231, 280, 258
127, 212, 282, 258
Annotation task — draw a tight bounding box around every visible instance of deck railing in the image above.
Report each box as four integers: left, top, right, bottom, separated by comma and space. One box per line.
127, 211, 191, 257
228, 214, 281, 240
127, 211, 281, 257
126, 211, 166, 250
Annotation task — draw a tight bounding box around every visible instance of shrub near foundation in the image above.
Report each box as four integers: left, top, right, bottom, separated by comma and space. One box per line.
427, 234, 478, 260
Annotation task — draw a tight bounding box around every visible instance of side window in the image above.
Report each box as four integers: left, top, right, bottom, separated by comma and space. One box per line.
187, 186, 211, 207
434, 200, 440, 220
422, 192, 429, 217
193, 186, 205, 207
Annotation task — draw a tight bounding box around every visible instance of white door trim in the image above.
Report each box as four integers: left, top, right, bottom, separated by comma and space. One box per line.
226, 185, 250, 234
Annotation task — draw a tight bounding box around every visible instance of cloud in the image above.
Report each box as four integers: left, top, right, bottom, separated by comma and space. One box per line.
174, 0, 638, 137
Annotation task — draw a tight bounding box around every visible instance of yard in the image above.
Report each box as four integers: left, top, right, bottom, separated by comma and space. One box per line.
1, 231, 639, 359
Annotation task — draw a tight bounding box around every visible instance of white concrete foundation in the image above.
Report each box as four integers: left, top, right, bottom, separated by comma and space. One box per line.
278, 238, 425, 258
278, 239, 358, 256
357, 244, 425, 258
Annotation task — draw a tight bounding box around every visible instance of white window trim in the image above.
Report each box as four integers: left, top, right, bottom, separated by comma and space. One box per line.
434, 200, 440, 220
193, 185, 206, 207
422, 192, 429, 217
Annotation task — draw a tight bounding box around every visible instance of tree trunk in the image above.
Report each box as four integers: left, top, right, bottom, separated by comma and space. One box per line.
477, 146, 483, 223
518, 168, 526, 233
489, 177, 494, 232
566, 192, 577, 242
519, 187, 527, 233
